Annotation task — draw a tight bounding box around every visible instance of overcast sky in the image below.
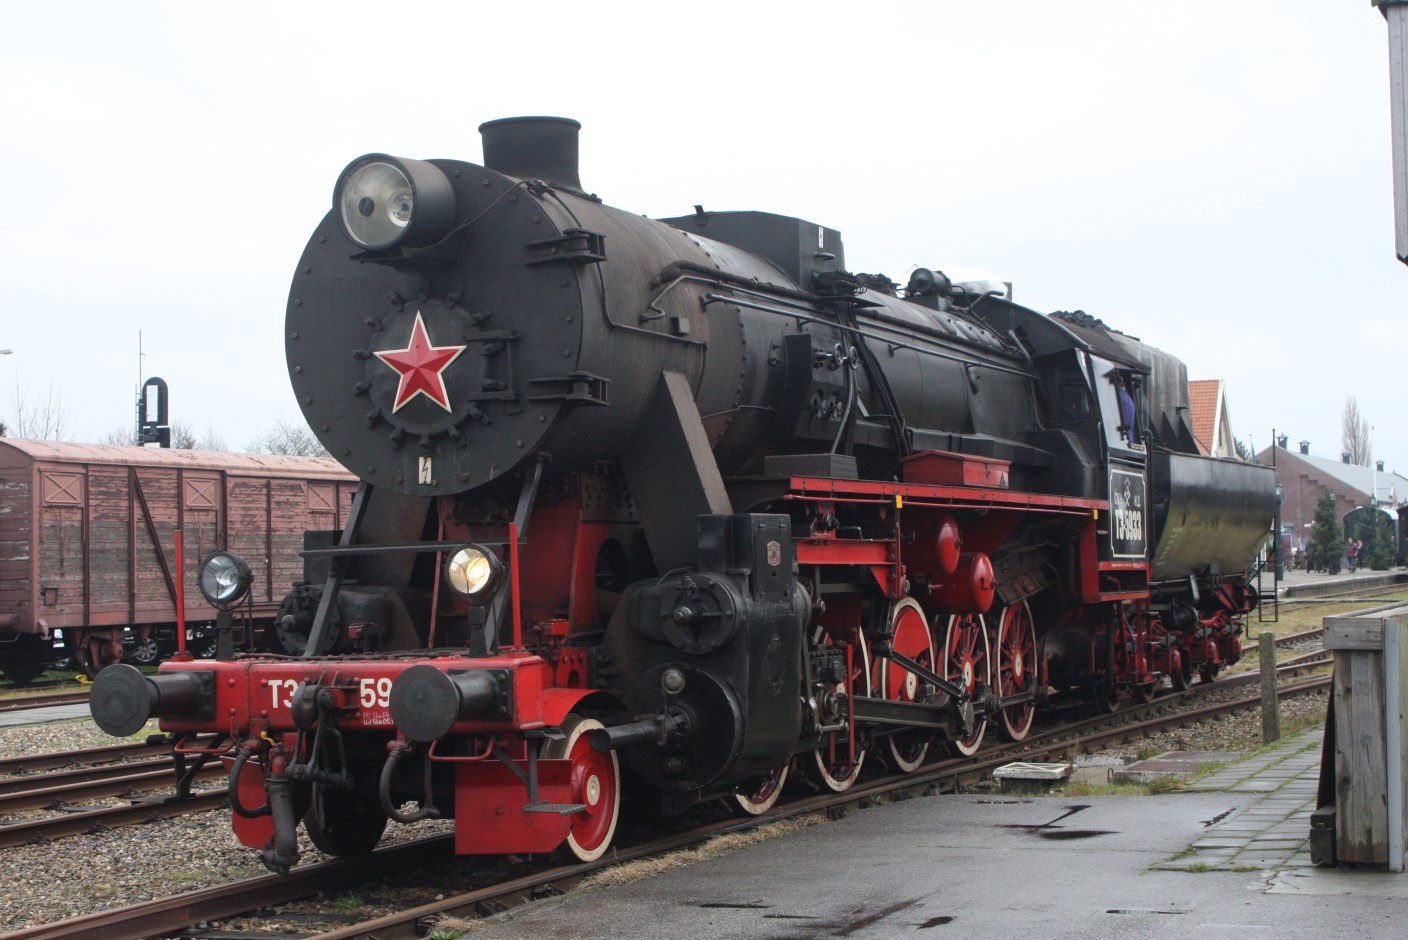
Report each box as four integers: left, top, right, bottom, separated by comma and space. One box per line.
1, 2, 1402, 478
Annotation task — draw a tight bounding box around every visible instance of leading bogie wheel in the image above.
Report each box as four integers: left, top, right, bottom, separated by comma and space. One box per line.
994, 602, 1037, 742
876, 598, 935, 773
734, 762, 790, 816
943, 614, 991, 756
543, 714, 621, 862
305, 784, 388, 858
810, 627, 871, 791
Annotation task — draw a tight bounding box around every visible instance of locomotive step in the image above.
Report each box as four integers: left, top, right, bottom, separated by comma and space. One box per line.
523, 800, 588, 815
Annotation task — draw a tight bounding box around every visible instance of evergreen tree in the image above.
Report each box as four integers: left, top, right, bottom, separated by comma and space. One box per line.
1308, 490, 1342, 574
1360, 503, 1395, 570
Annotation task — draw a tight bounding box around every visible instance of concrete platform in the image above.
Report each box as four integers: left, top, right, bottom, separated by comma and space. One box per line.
1272, 566, 1406, 598
480, 726, 1405, 939
1114, 750, 1244, 785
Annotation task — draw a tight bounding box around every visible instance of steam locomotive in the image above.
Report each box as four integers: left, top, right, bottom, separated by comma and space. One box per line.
89, 117, 1275, 871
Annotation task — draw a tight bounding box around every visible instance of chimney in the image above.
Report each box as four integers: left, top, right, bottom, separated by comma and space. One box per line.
1342, 453, 1352, 464
1299, 441, 1310, 455
478, 116, 583, 191
1277, 434, 1288, 449
1377, 460, 1386, 472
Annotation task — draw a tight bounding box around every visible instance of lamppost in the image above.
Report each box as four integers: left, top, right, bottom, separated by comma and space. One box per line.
1274, 481, 1285, 581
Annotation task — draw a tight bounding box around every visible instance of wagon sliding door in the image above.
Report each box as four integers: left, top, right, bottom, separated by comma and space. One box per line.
181, 473, 223, 619
225, 475, 335, 608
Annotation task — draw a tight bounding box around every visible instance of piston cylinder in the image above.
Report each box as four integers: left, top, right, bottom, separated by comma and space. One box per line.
931, 552, 995, 613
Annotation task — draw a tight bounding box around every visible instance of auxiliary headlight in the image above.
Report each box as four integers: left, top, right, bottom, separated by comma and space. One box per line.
333, 154, 456, 251
444, 544, 502, 600
198, 551, 252, 607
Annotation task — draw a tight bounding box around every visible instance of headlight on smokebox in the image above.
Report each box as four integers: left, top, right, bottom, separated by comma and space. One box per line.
333, 154, 456, 251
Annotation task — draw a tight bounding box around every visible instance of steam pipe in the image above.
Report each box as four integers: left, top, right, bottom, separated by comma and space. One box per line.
588, 712, 688, 753
228, 744, 271, 819
379, 741, 441, 823
258, 749, 302, 874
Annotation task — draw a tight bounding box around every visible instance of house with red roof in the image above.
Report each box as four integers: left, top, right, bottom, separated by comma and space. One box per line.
1187, 379, 1238, 458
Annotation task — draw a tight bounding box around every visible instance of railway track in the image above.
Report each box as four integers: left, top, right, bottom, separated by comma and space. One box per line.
0, 741, 167, 777
1243, 594, 1406, 656
0, 636, 1336, 855
0, 756, 222, 816
1273, 580, 1407, 608
0, 671, 1331, 940
0, 740, 225, 849
0, 691, 89, 715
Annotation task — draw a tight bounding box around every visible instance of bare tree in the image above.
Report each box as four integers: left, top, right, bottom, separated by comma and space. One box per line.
171, 422, 229, 451
95, 420, 226, 450
1341, 396, 1372, 466
247, 419, 329, 457
170, 421, 197, 449
8, 385, 71, 440
97, 425, 137, 445
195, 424, 227, 452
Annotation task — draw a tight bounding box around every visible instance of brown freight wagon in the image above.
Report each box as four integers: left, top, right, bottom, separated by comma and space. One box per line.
0, 439, 355, 683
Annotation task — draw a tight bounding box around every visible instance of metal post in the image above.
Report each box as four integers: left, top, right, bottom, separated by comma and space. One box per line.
1385, 617, 1404, 872
1275, 481, 1285, 582
171, 529, 192, 662
1260, 630, 1280, 744
215, 608, 235, 661
1377, 1, 1408, 264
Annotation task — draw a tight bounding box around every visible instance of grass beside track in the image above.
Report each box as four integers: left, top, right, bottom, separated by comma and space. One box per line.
1253, 589, 1408, 638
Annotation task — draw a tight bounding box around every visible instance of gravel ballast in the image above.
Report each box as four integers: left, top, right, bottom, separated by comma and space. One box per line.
0, 716, 457, 932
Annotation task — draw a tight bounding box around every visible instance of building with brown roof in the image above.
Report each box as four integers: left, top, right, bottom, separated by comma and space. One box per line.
1254, 439, 1407, 552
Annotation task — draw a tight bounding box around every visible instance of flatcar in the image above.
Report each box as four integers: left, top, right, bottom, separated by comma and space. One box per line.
89, 117, 1275, 872
0, 440, 355, 682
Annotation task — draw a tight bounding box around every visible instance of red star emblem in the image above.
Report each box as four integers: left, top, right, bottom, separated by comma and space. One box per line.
374, 312, 467, 413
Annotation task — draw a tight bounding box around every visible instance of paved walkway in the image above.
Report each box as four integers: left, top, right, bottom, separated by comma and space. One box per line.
1271, 566, 1404, 596
483, 717, 1408, 940
0, 703, 91, 729
1153, 726, 1323, 872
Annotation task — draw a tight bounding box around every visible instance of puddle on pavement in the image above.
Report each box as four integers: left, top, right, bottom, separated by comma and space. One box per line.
918, 915, 955, 927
